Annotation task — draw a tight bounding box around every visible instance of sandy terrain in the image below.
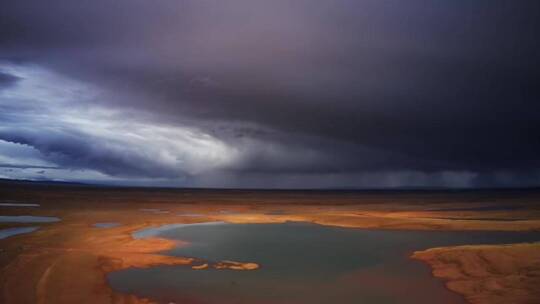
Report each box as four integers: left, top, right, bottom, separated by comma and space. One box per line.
1, 181, 540, 303
412, 243, 540, 304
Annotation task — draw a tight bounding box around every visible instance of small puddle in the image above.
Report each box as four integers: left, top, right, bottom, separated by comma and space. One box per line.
0, 216, 60, 223
0, 227, 39, 239
93, 222, 121, 228
177, 213, 204, 217
0, 203, 40, 207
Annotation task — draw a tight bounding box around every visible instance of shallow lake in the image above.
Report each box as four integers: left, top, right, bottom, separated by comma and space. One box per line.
108, 222, 540, 304
0, 216, 60, 223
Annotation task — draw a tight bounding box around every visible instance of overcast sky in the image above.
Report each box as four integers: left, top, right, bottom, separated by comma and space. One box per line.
1, 1, 539, 188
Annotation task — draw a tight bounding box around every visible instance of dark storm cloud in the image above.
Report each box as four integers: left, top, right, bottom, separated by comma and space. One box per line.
1, 0, 539, 187
0, 129, 183, 178
0, 164, 58, 170
0, 71, 19, 89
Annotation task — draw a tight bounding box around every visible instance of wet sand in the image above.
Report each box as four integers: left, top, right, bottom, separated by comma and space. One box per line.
1, 181, 540, 303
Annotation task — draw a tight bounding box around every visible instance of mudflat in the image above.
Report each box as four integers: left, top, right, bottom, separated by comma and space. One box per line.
412, 243, 540, 304
1, 181, 540, 304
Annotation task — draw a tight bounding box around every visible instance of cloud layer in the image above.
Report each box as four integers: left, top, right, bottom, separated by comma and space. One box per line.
1, 1, 539, 188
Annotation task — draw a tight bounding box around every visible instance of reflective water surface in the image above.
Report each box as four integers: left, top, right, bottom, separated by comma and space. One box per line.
0, 216, 60, 223
109, 222, 540, 304
0, 203, 40, 207
0, 227, 39, 239
93, 222, 121, 228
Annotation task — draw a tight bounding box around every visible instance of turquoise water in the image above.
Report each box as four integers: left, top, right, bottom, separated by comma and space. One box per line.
93, 222, 121, 228
132, 221, 225, 239
108, 222, 540, 304
0, 216, 60, 223
0, 227, 39, 239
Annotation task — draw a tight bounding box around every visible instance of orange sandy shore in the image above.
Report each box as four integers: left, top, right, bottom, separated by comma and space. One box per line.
1, 184, 540, 303
412, 242, 540, 304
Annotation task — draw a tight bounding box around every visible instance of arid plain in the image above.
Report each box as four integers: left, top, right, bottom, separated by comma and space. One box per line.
1, 180, 539, 304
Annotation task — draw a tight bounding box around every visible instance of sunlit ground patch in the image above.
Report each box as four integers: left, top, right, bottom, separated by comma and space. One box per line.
139, 208, 170, 214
